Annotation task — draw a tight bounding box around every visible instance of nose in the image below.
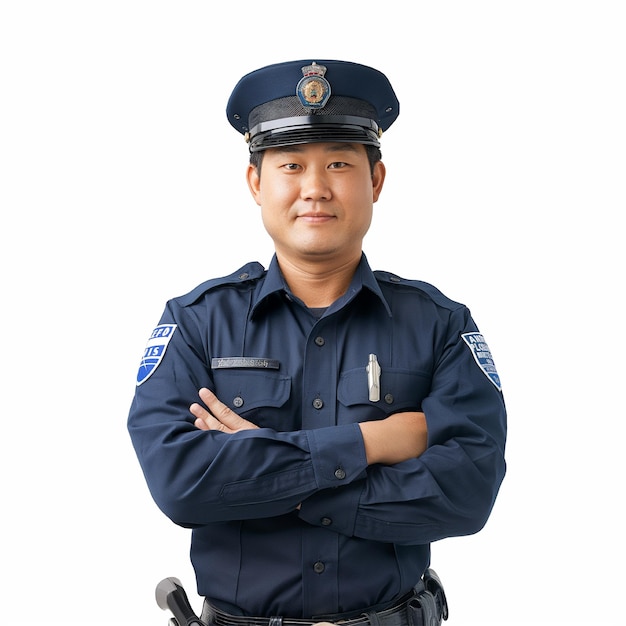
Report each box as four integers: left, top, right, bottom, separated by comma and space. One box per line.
300, 166, 331, 201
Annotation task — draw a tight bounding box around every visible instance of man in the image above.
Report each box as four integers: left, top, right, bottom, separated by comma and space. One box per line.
128, 59, 507, 626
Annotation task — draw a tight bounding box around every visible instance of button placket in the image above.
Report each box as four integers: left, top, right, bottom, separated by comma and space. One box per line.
302, 321, 337, 431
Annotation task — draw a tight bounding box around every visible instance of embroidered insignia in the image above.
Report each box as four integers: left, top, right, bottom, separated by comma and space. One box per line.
296, 62, 331, 109
461, 332, 502, 391
136, 324, 177, 386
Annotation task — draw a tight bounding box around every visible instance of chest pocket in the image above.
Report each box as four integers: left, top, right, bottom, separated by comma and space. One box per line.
211, 369, 291, 428
337, 367, 432, 422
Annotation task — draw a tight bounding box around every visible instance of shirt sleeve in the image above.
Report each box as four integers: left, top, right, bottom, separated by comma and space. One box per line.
127, 298, 369, 527
298, 305, 507, 545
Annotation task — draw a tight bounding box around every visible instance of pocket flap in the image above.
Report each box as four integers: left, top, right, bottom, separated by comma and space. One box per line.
212, 369, 291, 412
338, 368, 430, 411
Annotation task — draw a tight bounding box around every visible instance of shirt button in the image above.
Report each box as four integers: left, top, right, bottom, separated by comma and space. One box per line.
233, 396, 244, 408
321, 517, 332, 526
384, 393, 394, 404
334, 468, 346, 480
312, 398, 324, 410
313, 561, 325, 574
314, 336, 325, 346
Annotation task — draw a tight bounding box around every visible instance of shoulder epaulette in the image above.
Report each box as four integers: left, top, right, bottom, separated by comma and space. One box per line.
374, 270, 465, 311
175, 262, 266, 307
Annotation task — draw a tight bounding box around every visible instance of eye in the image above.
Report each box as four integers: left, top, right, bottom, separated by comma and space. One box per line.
282, 163, 301, 171
328, 161, 348, 169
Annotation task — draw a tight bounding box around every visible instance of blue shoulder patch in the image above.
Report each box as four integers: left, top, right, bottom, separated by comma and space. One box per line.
176, 262, 266, 307
136, 324, 177, 386
461, 332, 502, 391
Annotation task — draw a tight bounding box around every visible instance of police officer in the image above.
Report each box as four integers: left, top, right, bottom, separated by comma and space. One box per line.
127, 59, 507, 626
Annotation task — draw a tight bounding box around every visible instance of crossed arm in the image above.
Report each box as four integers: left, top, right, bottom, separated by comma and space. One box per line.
190, 387, 428, 466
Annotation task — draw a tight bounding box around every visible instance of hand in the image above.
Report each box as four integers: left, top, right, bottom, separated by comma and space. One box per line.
359, 411, 428, 465
190, 388, 259, 433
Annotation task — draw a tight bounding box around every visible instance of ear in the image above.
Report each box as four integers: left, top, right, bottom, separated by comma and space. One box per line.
371, 160, 386, 203
246, 164, 262, 206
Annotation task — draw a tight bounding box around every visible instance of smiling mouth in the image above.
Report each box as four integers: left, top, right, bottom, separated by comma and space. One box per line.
297, 213, 335, 222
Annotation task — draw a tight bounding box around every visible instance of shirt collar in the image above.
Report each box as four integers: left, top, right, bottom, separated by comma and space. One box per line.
250, 253, 392, 319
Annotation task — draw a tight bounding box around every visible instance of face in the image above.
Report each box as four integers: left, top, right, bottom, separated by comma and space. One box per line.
247, 142, 385, 267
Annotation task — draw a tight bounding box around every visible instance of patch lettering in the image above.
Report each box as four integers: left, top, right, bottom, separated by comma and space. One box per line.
461, 332, 502, 391
136, 324, 177, 386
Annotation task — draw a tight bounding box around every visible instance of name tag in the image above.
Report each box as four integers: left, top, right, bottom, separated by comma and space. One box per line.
211, 357, 280, 370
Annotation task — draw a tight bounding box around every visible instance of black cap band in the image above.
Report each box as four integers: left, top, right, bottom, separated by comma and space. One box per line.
248, 114, 380, 152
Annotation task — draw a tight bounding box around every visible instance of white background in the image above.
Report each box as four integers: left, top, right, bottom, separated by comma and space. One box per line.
1, 2, 624, 625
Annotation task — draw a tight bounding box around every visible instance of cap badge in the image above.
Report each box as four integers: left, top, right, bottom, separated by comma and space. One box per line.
296, 62, 331, 109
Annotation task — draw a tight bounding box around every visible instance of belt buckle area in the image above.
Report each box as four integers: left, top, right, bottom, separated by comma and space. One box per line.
206, 592, 416, 626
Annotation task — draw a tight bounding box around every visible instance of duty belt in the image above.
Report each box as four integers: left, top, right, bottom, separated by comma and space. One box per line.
203, 569, 448, 626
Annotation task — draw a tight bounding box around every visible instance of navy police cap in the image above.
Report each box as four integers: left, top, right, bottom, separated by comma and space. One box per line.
226, 59, 400, 152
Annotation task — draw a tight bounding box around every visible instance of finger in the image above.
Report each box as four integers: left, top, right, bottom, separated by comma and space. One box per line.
195, 388, 259, 432
190, 401, 212, 423
190, 401, 226, 432
198, 387, 230, 416
194, 416, 210, 431
198, 388, 247, 430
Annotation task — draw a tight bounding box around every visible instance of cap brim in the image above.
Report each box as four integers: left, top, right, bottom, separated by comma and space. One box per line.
248, 115, 381, 152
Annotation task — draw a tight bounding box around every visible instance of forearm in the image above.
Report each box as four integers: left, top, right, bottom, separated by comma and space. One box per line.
129, 400, 369, 527
301, 392, 506, 545
299, 434, 505, 545
358, 411, 428, 465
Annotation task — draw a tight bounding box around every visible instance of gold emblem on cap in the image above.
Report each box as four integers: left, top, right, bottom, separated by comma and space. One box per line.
301, 79, 326, 104
296, 62, 331, 109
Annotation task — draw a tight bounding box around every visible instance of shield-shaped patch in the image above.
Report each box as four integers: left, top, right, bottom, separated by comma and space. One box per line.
136, 324, 177, 386
461, 332, 502, 391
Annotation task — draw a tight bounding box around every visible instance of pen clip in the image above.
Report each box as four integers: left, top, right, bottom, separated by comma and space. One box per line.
367, 354, 381, 402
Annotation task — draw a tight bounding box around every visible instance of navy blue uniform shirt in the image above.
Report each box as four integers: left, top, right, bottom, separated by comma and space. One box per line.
128, 254, 507, 618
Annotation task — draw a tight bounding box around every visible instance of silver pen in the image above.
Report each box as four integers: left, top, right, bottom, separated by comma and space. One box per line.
367, 354, 381, 402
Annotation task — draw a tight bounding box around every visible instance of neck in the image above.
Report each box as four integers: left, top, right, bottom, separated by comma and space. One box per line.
276, 252, 361, 308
